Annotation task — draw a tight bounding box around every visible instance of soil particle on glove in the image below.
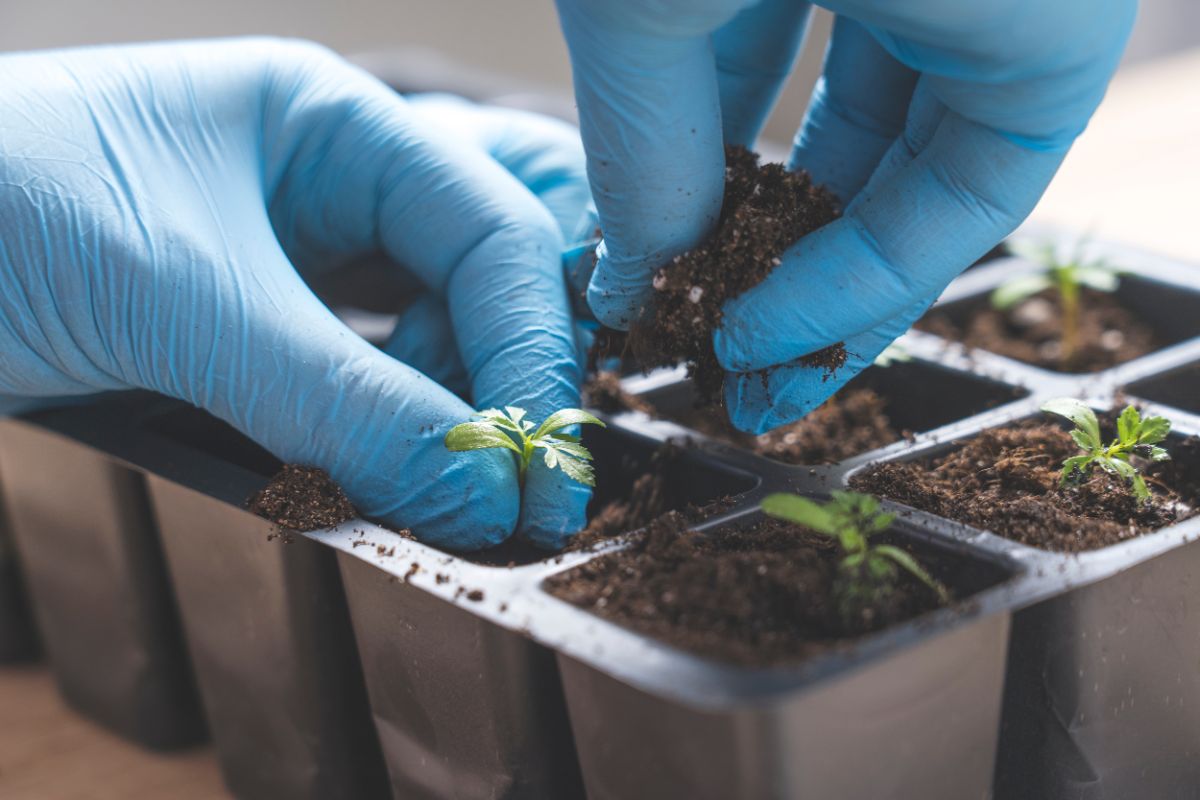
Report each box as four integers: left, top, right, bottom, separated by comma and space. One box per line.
853, 421, 1200, 552
545, 512, 945, 665
917, 289, 1160, 373
627, 146, 843, 405
248, 465, 357, 532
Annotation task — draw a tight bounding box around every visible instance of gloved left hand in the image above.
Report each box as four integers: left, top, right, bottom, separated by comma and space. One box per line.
0, 39, 594, 549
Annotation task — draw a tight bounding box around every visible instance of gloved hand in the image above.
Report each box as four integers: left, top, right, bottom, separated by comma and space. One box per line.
0, 39, 594, 550
556, 0, 1135, 432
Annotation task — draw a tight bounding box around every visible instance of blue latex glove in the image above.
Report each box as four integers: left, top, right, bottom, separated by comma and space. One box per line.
0, 39, 593, 550
556, 0, 1135, 432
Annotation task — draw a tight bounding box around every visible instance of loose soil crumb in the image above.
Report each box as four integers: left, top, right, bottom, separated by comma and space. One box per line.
249, 445, 732, 564
668, 387, 899, 465
247, 465, 357, 531
853, 421, 1200, 552
917, 289, 1160, 373
545, 512, 946, 665
628, 146, 843, 404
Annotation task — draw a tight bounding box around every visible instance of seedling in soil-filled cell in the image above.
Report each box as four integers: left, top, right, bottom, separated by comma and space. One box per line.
992, 238, 1120, 366
1041, 398, 1171, 504
761, 491, 950, 627
445, 406, 606, 487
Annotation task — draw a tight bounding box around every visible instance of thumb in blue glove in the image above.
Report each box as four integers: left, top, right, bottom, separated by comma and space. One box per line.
0, 39, 590, 549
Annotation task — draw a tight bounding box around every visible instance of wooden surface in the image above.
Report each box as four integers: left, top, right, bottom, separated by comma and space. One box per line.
0, 46, 1196, 800
0, 666, 229, 799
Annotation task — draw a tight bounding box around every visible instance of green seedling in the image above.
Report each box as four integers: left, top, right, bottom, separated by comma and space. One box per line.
993, 238, 1120, 365
1041, 398, 1171, 503
445, 406, 605, 487
762, 491, 950, 625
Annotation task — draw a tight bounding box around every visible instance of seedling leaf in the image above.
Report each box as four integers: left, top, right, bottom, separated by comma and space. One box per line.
760, 493, 838, 536
445, 405, 605, 488
534, 409, 606, 439
1042, 398, 1101, 445
444, 421, 521, 454
991, 273, 1054, 310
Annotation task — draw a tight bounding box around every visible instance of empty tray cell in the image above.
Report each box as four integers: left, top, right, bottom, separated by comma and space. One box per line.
1126, 361, 1200, 415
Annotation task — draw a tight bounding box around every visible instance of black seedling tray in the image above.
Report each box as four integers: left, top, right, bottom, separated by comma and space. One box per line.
0, 404, 206, 748
0, 500, 38, 663
3, 228, 1199, 799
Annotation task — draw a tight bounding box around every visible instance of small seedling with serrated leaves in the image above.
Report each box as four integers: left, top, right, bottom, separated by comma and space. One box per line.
761, 491, 950, 627
444, 406, 605, 487
993, 238, 1120, 365
1041, 398, 1171, 503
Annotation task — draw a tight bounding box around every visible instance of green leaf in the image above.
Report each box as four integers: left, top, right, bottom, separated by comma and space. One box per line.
991, 274, 1054, 309
533, 408, 606, 439
1070, 429, 1099, 454
543, 439, 593, 461
1074, 266, 1120, 293
1106, 456, 1137, 480
444, 421, 521, 454
874, 544, 951, 603
761, 493, 839, 536
555, 453, 596, 487
867, 511, 896, 534
1006, 238, 1059, 267
543, 448, 559, 470
504, 406, 527, 425
477, 409, 522, 432
1060, 455, 1095, 484
1131, 473, 1151, 503
550, 432, 580, 443
1042, 398, 1101, 446
1137, 414, 1171, 445
1149, 446, 1171, 462
1117, 405, 1139, 445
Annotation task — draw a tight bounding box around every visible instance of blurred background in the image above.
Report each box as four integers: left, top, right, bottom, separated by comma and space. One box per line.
6, 0, 1199, 146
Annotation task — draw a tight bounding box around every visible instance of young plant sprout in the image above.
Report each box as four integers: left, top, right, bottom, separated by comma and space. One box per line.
1041, 398, 1171, 503
993, 238, 1120, 365
761, 491, 950, 625
445, 406, 605, 487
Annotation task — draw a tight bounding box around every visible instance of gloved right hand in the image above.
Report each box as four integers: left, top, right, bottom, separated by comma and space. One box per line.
0, 39, 592, 550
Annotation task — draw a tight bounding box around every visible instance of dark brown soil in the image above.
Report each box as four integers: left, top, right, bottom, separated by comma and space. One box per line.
917, 288, 1160, 372
666, 386, 899, 465
248, 466, 357, 531
853, 421, 1200, 552
248, 446, 730, 560
545, 512, 946, 665
627, 146, 843, 404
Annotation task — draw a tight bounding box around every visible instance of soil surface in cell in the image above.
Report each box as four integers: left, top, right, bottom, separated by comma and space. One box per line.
622, 145, 844, 405
545, 512, 947, 665
586, 370, 901, 464
917, 288, 1161, 373
853, 420, 1200, 552
247, 447, 733, 565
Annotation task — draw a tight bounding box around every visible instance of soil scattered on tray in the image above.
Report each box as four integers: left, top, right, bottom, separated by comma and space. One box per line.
248, 465, 357, 532
853, 420, 1200, 552
248, 445, 732, 563
545, 512, 946, 665
917, 288, 1160, 372
626, 145, 843, 404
